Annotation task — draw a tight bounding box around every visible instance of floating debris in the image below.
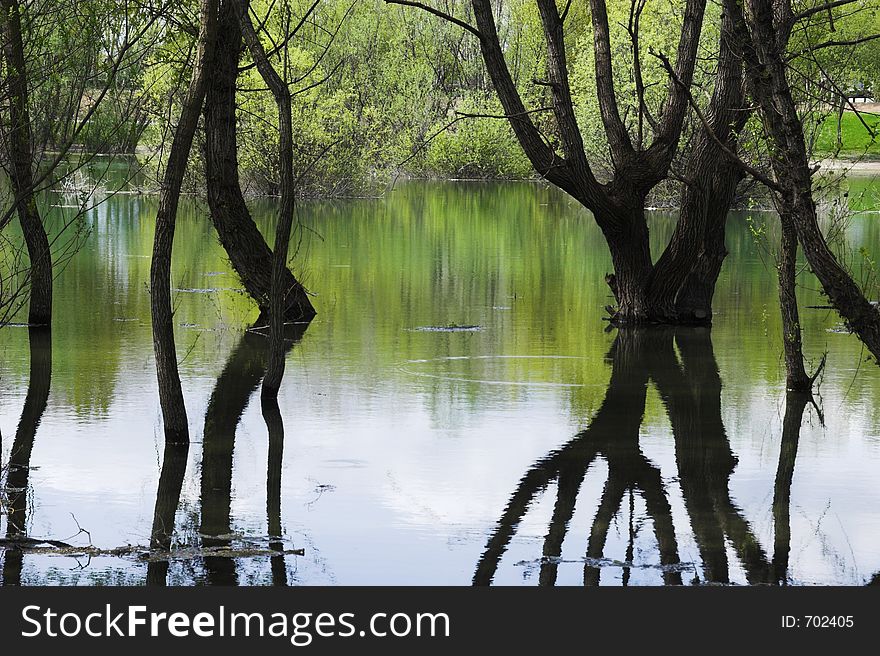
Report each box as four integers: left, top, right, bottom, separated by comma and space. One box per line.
172, 287, 241, 294
410, 324, 483, 332
514, 555, 695, 574
0, 537, 304, 562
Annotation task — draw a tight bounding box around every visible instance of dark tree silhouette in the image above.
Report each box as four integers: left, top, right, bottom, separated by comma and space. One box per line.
199, 323, 306, 585
1, 327, 51, 586
474, 328, 802, 586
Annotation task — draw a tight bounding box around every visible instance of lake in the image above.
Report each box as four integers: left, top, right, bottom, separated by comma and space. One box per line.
2, 174, 880, 585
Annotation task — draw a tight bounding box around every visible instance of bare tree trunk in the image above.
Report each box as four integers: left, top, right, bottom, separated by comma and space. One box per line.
151, 0, 218, 444
601, 205, 654, 323
777, 214, 811, 391
0, 0, 52, 326
729, 0, 880, 363
648, 9, 747, 323
203, 0, 315, 323
673, 164, 742, 321
235, 0, 297, 398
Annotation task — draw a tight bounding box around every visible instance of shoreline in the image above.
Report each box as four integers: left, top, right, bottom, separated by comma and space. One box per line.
817, 158, 880, 174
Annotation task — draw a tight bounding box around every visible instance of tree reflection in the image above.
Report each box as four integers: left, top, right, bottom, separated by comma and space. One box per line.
2, 327, 51, 586
145, 322, 307, 585
771, 393, 809, 585
198, 323, 306, 585
475, 328, 810, 586
146, 441, 189, 586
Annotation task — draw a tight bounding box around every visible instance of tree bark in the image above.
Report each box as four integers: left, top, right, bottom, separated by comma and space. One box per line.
203, 0, 315, 323
673, 162, 741, 321
730, 0, 880, 364
235, 0, 297, 399
151, 0, 218, 445
647, 8, 747, 323
777, 213, 811, 391
601, 204, 654, 323
0, 0, 52, 326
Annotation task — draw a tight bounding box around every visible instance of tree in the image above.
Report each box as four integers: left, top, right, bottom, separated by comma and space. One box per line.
387, 0, 750, 325
728, 0, 880, 364
1, 0, 165, 325
202, 0, 316, 323
1, 0, 52, 325
235, 0, 302, 399
151, 0, 219, 445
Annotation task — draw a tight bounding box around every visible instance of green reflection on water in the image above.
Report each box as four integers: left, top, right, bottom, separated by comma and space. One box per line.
3, 174, 880, 420
3, 172, 880, 586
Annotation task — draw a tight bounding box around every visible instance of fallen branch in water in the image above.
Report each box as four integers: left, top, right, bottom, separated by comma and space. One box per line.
0, 540, 304, 562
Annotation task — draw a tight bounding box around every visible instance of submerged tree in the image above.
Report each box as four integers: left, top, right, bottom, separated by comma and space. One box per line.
202, 0, 316, 323
235, 0, 305, 397
1, 0, 52, 326
1, 0, 163, 325
151, 0, 219, 444
386, 0, 761, 325
725, 0, 880, 364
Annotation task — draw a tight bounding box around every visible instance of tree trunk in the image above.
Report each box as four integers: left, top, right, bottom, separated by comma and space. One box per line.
203, 0, 315, 323
647, 8, 746, 323
602, 205, 654, 324
673, 169, 737, 321
235, 0, 296, 399
152, 0, 218, 445
730, 0, 880, 364
777, 213, 811, 391
0, 0, 52, 326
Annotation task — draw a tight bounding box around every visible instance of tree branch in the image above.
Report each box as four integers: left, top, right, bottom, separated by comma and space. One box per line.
384, 0, 482, 39
792, 0, 862, 23
786, 32, 880, 61
589, 0, 635, 161
653, 50, 782, 192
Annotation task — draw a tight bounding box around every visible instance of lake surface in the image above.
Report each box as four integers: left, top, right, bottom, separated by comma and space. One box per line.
2, 174, 880, 585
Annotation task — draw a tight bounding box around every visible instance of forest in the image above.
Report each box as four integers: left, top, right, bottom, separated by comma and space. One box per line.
1, 0, 880, 587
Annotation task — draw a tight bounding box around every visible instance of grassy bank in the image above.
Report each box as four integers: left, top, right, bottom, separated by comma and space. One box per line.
814, 110, 880, 158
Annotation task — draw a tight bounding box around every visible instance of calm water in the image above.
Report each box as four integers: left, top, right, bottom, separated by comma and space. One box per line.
2, 175, 880, 585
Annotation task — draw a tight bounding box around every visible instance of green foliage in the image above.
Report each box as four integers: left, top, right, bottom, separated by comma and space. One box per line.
16, 0, 880, 195
813, 111, 880, 158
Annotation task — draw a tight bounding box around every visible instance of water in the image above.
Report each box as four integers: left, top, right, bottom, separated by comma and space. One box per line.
2, 175, 880, 585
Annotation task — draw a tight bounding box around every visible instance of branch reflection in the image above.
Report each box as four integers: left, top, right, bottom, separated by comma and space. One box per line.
475, 328, 810, 586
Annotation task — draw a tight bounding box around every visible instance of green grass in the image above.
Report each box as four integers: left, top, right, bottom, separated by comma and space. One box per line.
813, 110, 880, 158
